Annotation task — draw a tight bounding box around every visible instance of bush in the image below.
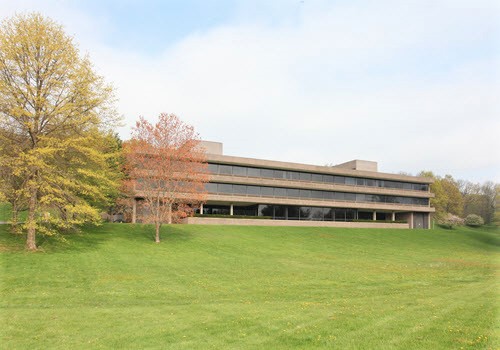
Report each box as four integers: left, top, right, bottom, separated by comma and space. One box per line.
464, 214, 484, 227
439, 213, 464, 229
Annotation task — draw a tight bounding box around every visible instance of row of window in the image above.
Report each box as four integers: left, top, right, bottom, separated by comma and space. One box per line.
208, 163, 429, 191
206, 182, 429, 206
200, 204, 400, 221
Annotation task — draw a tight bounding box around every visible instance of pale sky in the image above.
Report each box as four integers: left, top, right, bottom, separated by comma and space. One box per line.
1, 0, 499, 182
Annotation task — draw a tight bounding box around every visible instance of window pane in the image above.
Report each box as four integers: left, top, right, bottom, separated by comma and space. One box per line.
323, 191, 334, 200
274, 206, 286, 219
288, 206, 300, 219
247, 167, 260, 177
219, 165, 232, 175
232, 166, 247, 176
287, 171, 300, 180
310, 207, 324, 220
345, 177, 356, 185
205, 183, 217, 192
274, 170, 286, 179
207, 163, 218, 173
333, 192, 344, 200
299, 207, 312, 220
261, 169, 274, 178
356, 194, 365, 202
344, 193, 356, 201
312, 174, 323, 182
323, 175, 334, 183
299, 189, 311, 198
334, 176, 345, 184
287, 188, 300, 197
366, 179, 375, 187
247, 185, 261, 196
356, 178, 365, 186
233, 184, 247, 194
311, 190, 324, 199
218, 183, 232, 193
261, 187, 274, 197
274, 188, 287, 197
300, 172, 312, 181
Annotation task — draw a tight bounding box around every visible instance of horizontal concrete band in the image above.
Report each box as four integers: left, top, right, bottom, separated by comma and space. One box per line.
183, 217, 410, 229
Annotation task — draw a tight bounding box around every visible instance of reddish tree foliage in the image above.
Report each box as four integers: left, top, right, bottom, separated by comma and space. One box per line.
124, 113, 208, 243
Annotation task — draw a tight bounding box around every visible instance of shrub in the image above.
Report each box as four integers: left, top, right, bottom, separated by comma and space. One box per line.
464, 214, 484, 227
439, 213, 464, 229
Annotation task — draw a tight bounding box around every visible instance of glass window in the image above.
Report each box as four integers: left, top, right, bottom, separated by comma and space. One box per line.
232, 166, 247, 176
258, 205, 273, 217
311, 190, 324, 199
261, 169, 274, 178
346, 209, 356, 221
333, 192, 344, 200
324, 208, 334, 221
205, 183, 218, 193
233, 184, 247, 194
217, 183, 232, 193
366, 179, 375, 187
403, 183, 412, 190
247, 185, 260, 196
299, 207, 312, 220
219, 165, 232, 175
274, 188, 287, 197
310, 207, 324, 220
207, 163, 218, 174
323, 191, 334, 200
300, 172, 312, 181
261, 187, 274, 197
334, 176, 345, 184
299, 189, 311, 198
274, 206, 286, 219
287, 171, 300, 180
356, 178, 365, 186
323, 175, 334, 183
356, 194, 365, 202
288, 206, 300, 220
274, 170, 286, 179
312, 174, 323, 182
344, 193, 356, 201
287, 188, 300, 198
334, 209, 346, 221
345, 177, 356, 186
247, 167, 261, 177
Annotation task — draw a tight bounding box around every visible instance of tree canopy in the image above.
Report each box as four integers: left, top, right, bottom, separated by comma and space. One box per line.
0, 13, 120, 250
124, 113, 208, 243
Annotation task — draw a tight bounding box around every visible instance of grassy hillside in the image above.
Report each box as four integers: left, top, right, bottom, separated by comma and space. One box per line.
0, 202, 27, 222
1, 224, 498, 349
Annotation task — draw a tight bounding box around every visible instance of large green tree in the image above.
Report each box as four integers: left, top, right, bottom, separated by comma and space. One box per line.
0, 13, 120, 250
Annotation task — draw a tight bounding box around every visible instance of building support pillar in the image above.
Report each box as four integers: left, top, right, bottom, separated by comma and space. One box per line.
391, 212, 396, 221
199, 203, 204, 214
427, 213, 431, 230
373, 211, 377, 221
409, 212, 414, 229
132, 198, 137, 224
230, 204, 233, 216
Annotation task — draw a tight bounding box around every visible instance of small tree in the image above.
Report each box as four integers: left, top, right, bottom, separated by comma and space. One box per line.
464, 214, 484, 227
124, 113, 208, 243
439, 213, 464, 229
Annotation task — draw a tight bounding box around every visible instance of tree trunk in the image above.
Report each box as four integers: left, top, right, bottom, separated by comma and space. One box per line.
155, 222, 161, 243
26, 186, 37, 251
11, 200, 18, 226
167, 203, 172, 224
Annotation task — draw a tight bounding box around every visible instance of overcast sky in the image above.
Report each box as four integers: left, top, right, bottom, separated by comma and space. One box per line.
1, 0, 499, 182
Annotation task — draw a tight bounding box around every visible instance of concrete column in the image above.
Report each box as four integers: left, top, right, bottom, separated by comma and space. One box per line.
427, 214, 431, 230
132, 198, 137, 224
409, 212, 414, 229
230, 204, 233, 216
372, 211, 377, 221
200, 203, 204, 214
391, 212, 396, 221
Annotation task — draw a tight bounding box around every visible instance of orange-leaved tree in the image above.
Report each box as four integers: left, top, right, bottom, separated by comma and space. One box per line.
124, 113, 208, 243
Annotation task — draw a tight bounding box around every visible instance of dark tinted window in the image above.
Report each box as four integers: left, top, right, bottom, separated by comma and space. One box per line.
261, 169, 274, 178
247, 185, 260, 196
274, 188, 286, 197
300, 172, 311, 181
218, 183, 232, 193
312, 174, 323, 182
233, 184, 247, 194
261, 187, 274, 197
208, 163, 218, 173
274, 170, 286, 179
299, 189, 311, 198
287, 188, 300, 197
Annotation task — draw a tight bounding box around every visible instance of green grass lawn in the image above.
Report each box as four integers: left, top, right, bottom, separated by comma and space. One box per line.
0, 202, 27, 222
1, 224, 498, 349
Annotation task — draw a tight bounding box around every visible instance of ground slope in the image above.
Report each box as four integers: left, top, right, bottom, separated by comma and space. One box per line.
1, 224, 498, 349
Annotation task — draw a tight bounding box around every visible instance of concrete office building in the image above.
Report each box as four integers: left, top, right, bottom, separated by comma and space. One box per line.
184, 141, 434, 229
